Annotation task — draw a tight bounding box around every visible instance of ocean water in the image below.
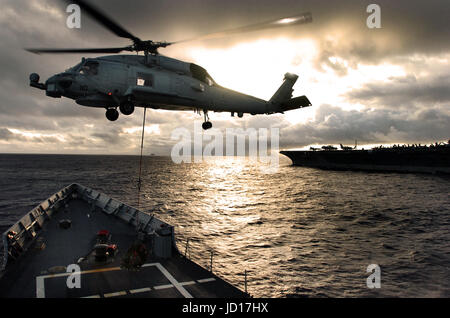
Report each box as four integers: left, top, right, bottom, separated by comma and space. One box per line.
0, 154, 449, 297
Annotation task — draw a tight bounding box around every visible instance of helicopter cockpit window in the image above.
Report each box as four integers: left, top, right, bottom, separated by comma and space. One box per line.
205, 76, 214, 87
190, 64, 216, 87
136, 73, 153, 87
80, 61, 99, 76
66, 62, 82, 73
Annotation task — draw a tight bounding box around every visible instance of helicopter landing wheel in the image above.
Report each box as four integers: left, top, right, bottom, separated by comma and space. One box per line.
202, 121, 212, 130
202, 110, 212, 130
106, 108, 119, 121
119, 102, 135, 115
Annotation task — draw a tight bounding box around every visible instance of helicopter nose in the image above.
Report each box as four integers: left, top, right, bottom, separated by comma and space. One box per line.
45, 74, 72, 98
45, 76, 62, 98
59, 79, 73, 89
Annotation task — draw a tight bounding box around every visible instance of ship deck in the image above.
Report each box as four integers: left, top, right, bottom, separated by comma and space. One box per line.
0, 187, 247, 298
280, 148, 450, 174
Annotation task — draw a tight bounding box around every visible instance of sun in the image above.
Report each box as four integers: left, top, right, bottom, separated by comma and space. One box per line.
172, 36, 408, 126
187, 38, 317, 100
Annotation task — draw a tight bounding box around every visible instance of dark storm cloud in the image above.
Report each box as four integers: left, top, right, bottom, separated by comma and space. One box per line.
40, 101, 103, 118
315, 49, 350, 76
91, 131, 122, 145
0, 0, 103, 132
9, 0, 445, 62
2, 0, 449, 69
0, 127, 60, 144
280, 104, 450, 148
86, 0, 450, 67
77, 0, 449, 51
346, 74, 450, 108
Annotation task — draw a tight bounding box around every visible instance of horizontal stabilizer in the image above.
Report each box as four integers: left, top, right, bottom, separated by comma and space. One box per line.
280, 95, 312, 111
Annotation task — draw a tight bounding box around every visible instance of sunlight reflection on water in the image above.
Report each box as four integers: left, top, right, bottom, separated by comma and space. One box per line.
1, 154, 449, 297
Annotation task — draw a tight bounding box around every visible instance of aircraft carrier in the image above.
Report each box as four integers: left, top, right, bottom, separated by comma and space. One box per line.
281, 141, 450, 174
0, 184, 249, 298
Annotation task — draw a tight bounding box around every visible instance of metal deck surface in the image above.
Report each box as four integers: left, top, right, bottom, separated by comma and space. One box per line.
0, 193, 247, 298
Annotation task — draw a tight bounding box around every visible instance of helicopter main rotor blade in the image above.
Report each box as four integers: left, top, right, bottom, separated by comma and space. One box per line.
173, 12, 312, 44
26, 47, 132, 55
64, 0, 141, 42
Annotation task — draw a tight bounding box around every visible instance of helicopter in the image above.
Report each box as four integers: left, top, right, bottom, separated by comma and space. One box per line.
27, 0, 313, 130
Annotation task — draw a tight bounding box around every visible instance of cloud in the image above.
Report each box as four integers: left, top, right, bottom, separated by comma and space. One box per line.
0, 127, 62, 144
90, 127, 125, 145
0, 0, 449, 154
0, 128, 14, 141
346, 73, 450, 109
280, 104, 450, 148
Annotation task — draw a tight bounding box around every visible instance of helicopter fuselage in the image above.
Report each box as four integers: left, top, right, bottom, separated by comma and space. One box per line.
30, 54, 311, 124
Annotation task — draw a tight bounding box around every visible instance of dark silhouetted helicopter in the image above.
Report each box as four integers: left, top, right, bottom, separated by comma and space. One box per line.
27, 0, 312, 130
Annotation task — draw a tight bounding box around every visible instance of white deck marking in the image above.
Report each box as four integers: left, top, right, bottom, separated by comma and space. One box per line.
80, 278, 215, 298
154, 263, 193, 298
36, 265, 123, 298
37, 266, 122, 280
36, 276, 45, 298
197, 278, 216, 283
129, 287, 151, 294
35, 262, 210, 298
153, 284, 174, 290
141, 262, 158, 268
104, 291, 127, 298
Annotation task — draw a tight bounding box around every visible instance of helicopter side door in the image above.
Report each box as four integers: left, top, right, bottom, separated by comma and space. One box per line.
125, 67, 155, 101
126, 66, 177, 105
154, 71, 171, 96
101, 62, 128, 95
172, 77, 182, 97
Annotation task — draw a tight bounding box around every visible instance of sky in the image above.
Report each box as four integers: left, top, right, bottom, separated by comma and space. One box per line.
0, 0, 449, 154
